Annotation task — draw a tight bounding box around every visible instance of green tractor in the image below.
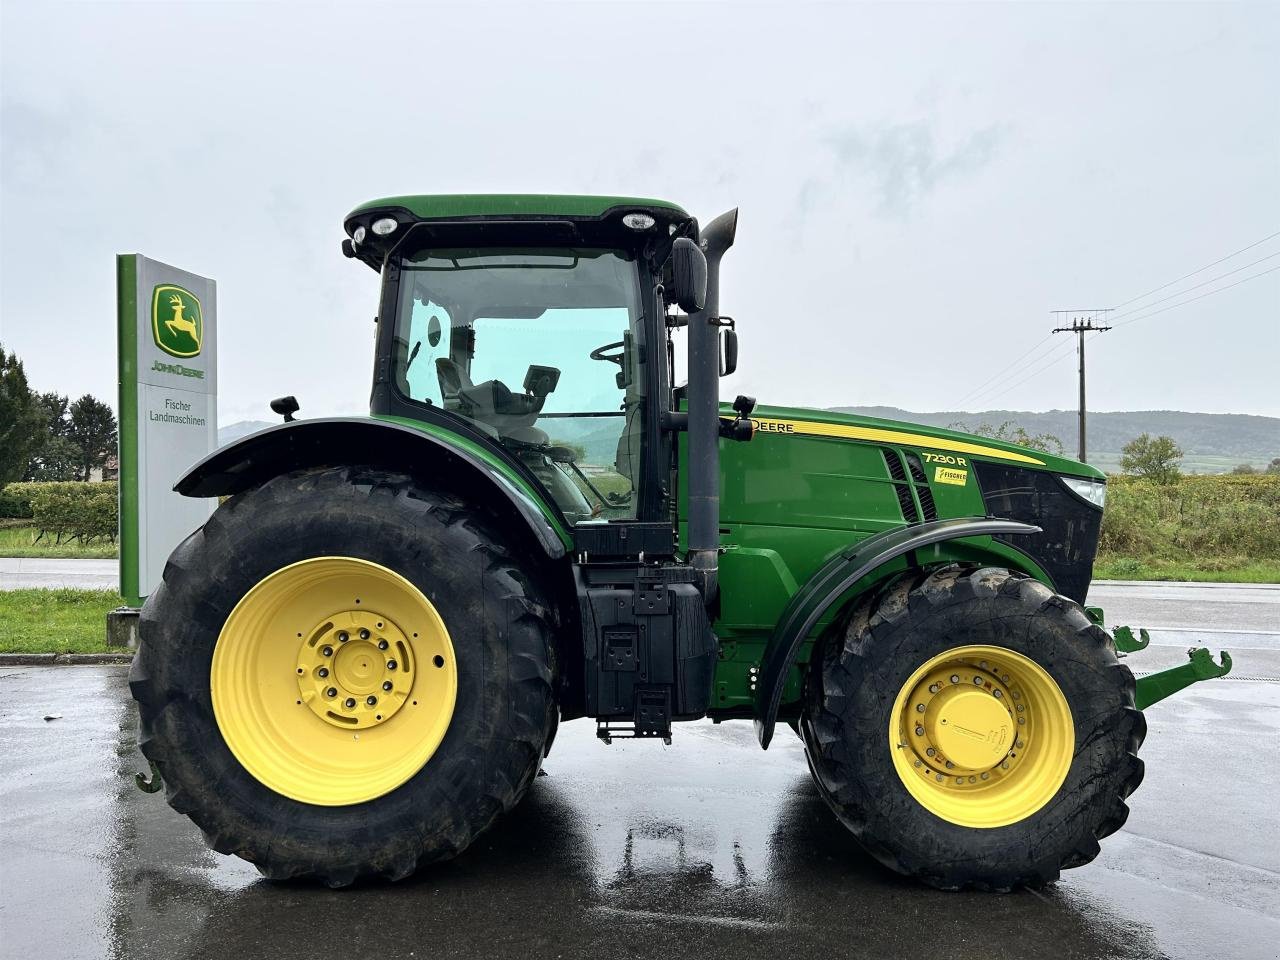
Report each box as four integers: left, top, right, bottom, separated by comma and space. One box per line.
130, 195, 1228, 890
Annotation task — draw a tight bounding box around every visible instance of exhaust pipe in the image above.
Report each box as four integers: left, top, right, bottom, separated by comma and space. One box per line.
686, 208, 738, 603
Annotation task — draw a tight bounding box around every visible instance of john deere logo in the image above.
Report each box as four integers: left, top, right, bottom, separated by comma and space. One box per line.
152, 284, 203, 358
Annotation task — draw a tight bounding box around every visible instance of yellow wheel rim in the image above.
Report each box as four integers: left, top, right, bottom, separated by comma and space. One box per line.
211, 557, 457, 806
888, 644, 1074, 828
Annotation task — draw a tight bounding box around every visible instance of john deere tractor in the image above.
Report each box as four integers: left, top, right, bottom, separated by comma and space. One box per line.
131, 195, 1229, 890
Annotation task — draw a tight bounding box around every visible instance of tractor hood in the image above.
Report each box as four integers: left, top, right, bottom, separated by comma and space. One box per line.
740, 404, 1104, 480
716, 402, 1106, 602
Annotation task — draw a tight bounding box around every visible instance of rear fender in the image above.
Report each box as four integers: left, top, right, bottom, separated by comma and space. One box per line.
177, 417, 570, 559
753, 517, 1041, 748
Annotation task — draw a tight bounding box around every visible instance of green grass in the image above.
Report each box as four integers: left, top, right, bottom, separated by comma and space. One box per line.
1094, 555, 1280, 583
0, 589, 124, 654
0, 523, 118, 559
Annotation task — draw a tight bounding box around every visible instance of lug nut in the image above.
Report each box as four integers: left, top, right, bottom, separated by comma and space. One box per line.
382, 681, 393, 691
378, 639, 389, 650
325, 687, 337, 698
386, 659, 398, 670
916, 703, 925, 713
926, 747, 936, 757
337, 631, 349, 643
321, 645, 333, 657
366, 696, 378, 706
359, 628, 370, 640
344, 697, 356, 709
915, 725, 924, 737
950, 675, 960, 684
993, 689, 1003, 699
318, 667, 329, 678
973, 676, 983, 685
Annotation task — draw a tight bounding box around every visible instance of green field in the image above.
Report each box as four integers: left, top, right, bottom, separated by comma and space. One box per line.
0, 589, 123, 654
0, 523, 118, 559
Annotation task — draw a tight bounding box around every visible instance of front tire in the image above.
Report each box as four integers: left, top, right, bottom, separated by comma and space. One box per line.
129, 466, 557, 886
801, 565, 1145, 891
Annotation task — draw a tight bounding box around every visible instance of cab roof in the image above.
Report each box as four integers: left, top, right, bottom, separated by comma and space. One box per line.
347, 193, 688, 222
342, 194, 693, 271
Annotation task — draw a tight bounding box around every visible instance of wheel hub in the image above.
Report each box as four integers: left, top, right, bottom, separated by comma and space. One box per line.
901, 656, 1029, 790
890, 644, 1074, 827
297, 611, 414, 729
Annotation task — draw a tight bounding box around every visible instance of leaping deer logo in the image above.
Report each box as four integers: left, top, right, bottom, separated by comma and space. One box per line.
151, 284, 203, 358
165, 294, 202, 350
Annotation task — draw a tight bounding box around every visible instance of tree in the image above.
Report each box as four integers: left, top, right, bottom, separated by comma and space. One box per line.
0, 346, 43, 485
949, 420, 1065, 457
67, 395, 118, 481
23, 392, 80, 481
1267, 458, 1280, 476
1120, 433, 1183, 484
1231, 464, 1257, 475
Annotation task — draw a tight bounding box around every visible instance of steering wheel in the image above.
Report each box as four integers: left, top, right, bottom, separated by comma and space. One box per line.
589, 340, 626, 366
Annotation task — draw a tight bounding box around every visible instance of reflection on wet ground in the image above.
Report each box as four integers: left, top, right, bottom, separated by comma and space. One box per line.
2, 667, 1277, 960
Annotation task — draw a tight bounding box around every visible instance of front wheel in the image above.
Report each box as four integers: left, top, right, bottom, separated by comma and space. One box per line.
801, 565, 1145, 891
130, 466, 557, 886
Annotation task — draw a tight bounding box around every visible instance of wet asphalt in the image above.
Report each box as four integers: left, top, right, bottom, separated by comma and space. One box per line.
1, 661, 1278, 960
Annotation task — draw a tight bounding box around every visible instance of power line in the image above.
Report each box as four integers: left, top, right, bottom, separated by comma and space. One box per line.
959, 334, 1064, 407
1114, 264, 1280, 328
955, 332, 1055, 406
958, 231, 1280, 412
1111, 230, 1280, 309
1108, 250, 1280, 321
979, 337, 1081, 406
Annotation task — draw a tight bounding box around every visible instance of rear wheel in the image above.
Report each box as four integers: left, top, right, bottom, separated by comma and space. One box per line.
130, 466, 557, 886
801, 565, 1144, 890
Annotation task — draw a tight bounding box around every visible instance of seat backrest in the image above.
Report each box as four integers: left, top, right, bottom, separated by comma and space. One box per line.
436, 358, 473, 412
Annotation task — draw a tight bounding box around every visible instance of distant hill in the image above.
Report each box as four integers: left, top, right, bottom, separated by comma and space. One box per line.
217, 420, 275, 446
829, 407, 1279, 473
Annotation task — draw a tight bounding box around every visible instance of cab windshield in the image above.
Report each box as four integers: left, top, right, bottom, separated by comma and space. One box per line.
392, 247, 645, 522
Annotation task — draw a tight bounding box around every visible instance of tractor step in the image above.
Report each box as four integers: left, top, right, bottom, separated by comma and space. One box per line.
596, 688, 673, 745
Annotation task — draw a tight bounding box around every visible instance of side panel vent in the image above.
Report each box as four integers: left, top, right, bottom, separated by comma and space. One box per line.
904, 453, 939, 521
883, 450, 919, 522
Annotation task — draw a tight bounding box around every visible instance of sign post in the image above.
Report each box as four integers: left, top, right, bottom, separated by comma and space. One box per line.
115, 254, 218, 609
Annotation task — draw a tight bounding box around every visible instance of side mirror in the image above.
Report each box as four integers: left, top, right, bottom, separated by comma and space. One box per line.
719, 328, 739, 377
670, 237, 707, 313
270, 395, 300, 422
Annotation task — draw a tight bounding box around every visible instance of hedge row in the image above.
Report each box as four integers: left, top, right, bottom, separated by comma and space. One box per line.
0, 484, 35, 519
1100, 474, 1280, 559
0, 482, 118, 543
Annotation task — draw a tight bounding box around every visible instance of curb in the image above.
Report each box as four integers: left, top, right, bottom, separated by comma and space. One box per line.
0, 653, 133, 666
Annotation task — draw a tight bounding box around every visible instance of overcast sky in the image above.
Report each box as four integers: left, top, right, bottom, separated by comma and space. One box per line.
2, 0, 1277, 425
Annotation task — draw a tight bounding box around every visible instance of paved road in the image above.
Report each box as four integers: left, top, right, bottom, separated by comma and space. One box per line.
1, 666, 1277, 960
1089, 580, 1280, 679
0, 557, 118, 591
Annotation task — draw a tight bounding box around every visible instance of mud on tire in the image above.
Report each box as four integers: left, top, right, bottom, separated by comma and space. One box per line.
129, 466, 557, 886
800, 564, 1145, 891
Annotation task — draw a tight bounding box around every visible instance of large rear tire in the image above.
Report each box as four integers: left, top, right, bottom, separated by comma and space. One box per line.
129, 466, 557, 886
801, 565, 1144, 891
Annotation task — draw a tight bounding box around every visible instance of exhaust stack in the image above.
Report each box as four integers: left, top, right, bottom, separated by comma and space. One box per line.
685, 208, 738, 602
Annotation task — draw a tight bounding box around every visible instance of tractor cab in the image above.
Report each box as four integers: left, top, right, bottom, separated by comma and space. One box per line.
343, 195, 714, 528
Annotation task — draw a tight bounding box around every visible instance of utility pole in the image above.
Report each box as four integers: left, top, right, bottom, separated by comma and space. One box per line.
1051, 310, 1112, 463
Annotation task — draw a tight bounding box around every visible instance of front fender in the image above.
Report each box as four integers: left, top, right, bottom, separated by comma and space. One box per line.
177, 417, 570, 558
753, 517, 1040, 748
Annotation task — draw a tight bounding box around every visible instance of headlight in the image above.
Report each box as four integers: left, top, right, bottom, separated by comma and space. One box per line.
1061, 476, 1106, 509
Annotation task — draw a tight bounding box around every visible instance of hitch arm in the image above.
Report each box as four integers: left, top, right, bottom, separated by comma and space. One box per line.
1135, 648, 1233, 710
